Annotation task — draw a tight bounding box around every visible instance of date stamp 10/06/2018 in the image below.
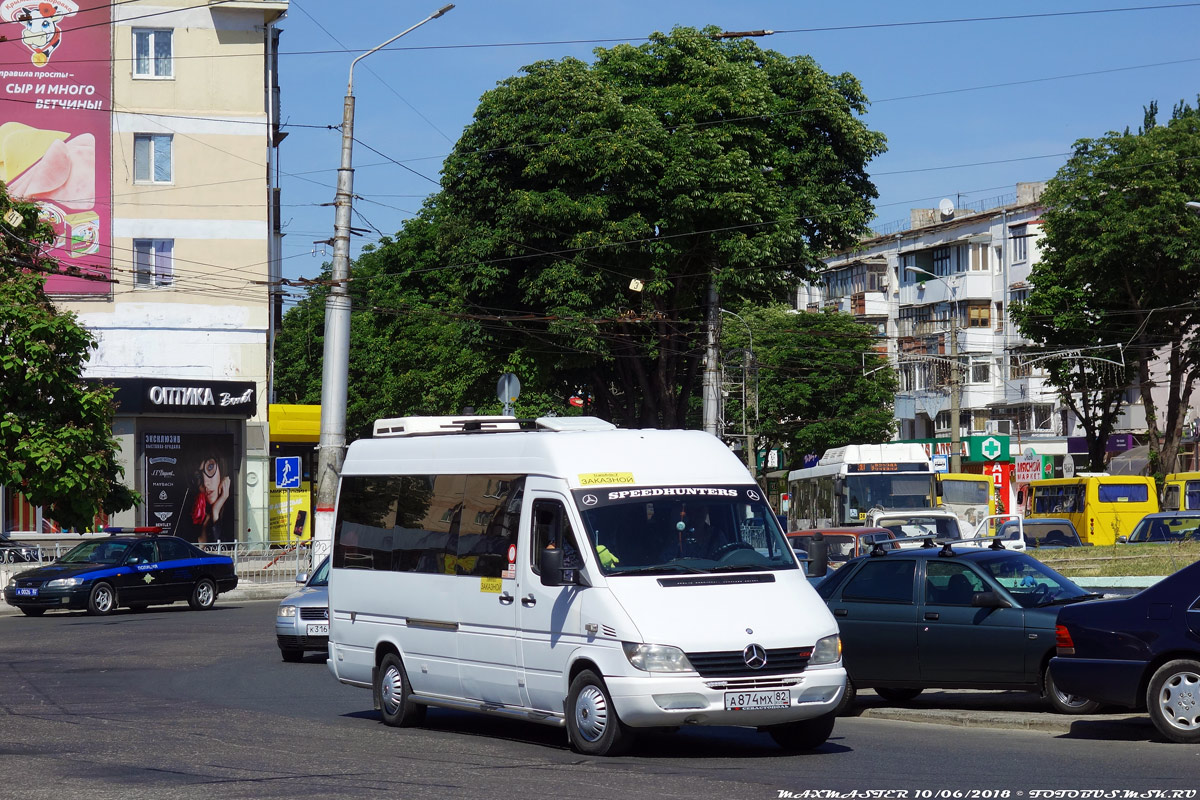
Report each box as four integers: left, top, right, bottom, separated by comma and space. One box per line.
776, 792, 1199, 800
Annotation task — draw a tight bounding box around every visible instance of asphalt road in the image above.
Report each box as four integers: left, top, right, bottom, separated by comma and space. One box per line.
0, 599, 1195, 800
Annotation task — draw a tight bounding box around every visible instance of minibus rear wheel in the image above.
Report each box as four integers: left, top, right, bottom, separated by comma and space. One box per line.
566, 670, 633, 756
376, 652, 426, 727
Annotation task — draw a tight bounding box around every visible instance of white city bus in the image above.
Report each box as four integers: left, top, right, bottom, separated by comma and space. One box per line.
786, 443, 936, 530
326, 416, 845, 756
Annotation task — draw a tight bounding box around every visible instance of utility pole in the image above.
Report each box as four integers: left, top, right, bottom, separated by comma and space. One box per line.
311, 5, 455, 560
702, 278, 721, 435
907, 267, 962, 472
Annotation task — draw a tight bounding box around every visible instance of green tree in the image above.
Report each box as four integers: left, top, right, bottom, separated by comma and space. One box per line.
1014, 100, 1200, 473
273, 209, 567, 435
720, 304, 897, 476
438, 26, 886, 428
0, 188, 138, 531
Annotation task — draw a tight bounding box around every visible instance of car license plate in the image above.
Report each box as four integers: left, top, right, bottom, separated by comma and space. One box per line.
724, 689, 791, 710
15, 588, 38, 597
306, 623, 328, 636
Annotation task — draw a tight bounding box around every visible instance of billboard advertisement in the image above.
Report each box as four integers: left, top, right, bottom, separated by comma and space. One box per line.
0, 0, 111, 294
144, 433, 240, 544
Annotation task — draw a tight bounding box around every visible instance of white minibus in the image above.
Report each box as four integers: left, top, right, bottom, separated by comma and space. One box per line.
326, 416, 845, 755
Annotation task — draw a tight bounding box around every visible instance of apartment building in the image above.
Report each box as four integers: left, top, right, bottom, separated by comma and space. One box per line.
0, 0, 288, 542
798, 182, 1155, 490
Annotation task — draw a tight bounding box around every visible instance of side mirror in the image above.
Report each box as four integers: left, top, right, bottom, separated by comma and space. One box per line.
538, 547, 587, 587
1117, 535, 1128, 544
833, 477, 846, 497
971, 591, 1012, 608
295, 573, 309, 584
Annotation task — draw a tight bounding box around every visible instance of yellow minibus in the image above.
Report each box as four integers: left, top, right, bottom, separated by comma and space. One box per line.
1161, 472, 1200, 512
1028, 476, 1158, 545
936, 473, 996, 533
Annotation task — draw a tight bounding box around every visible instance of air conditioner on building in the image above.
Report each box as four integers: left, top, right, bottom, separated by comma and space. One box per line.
987, 419, 1013, 435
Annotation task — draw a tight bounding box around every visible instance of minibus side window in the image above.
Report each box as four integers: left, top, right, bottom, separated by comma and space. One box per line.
455, 476, 523, 578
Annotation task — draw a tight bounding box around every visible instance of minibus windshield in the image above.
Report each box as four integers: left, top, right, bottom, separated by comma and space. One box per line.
571, 485, 798, 576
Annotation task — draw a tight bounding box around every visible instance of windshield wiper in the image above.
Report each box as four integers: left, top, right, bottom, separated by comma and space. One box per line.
707, 563, 775, 573
1042, 593, 1104, 607
615, 564, 708, 576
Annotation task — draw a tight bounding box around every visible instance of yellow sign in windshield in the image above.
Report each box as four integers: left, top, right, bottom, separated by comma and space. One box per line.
578, 472, 636, 486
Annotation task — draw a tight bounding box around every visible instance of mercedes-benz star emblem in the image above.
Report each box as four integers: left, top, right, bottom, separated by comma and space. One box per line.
743, 643, 767, 670
747, 489, 761, 501
582, 494, 598, 506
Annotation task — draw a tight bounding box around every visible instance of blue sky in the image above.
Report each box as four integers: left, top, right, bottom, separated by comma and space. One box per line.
273, 1, 1200, 291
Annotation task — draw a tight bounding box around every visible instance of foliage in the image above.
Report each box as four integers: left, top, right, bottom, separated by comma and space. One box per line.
437, 26, 887, 428
272, 208, 572, 437
1014, 99, 1200, 473
0, 187, 138, 530
720, 304, 897, 476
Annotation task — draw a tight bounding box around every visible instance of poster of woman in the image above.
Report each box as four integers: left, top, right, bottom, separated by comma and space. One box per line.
144, 433, 238, 544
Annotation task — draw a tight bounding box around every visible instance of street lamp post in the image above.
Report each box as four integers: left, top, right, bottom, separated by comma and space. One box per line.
312, 5, 455, 559
907, 267, 962, 472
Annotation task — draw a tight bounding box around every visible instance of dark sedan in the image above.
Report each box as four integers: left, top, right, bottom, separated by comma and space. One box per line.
815, 540, 1104, 714
1050, 559, 1200, 743
4, 535, 238, 616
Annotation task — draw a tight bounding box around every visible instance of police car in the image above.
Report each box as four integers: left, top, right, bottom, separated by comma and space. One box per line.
3, 532, 238, 616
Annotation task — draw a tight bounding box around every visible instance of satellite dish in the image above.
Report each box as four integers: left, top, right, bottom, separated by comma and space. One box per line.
938, 198, 955, 218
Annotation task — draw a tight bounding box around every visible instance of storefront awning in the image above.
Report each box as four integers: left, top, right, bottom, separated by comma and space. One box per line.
269, 404, 321, 443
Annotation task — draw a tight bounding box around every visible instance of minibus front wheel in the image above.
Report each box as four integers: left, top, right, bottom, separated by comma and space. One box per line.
765, 710, 836, 752
376, 652, 426, 727
566, 670, 633, 756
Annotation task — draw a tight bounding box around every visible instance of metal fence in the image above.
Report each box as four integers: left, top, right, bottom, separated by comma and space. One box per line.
2, 538, 313, 585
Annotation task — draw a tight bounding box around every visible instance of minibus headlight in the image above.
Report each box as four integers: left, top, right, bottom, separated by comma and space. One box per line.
277, 604, 297, 618
809, 634, 841, 666
622, 642, 694, 673
46, 577, 82, 589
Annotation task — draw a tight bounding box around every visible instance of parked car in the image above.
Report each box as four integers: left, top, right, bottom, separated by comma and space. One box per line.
3, 535, 238, 616
995, 518, 1085, 551
814, 541, 1104, 714
1119, 511, 1200, 544
0, 535, 39, 563
789, 528, 898, 569
276, 556, 329, 662
1050, 559, 1200, 743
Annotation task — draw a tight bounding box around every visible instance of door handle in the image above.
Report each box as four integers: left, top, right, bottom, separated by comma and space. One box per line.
521, 594, 537, 607
924, 611, 940, 620
834, 608, 847, 617
498, 592, 514, 605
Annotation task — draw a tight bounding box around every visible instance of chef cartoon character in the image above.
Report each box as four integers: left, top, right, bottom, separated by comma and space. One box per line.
14, 1, 74, 67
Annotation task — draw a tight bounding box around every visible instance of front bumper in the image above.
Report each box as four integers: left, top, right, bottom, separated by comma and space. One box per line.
3, 585, 90, 611
276, 616, 329, 652
606, 666, 846, 728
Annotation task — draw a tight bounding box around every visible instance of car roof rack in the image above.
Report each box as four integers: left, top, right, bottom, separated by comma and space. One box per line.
868, 533, 1007, 557
372, 415, 617, 437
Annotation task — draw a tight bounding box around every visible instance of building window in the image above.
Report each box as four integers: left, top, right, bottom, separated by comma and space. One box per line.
133, 29, 173, 78
134, 134, 172, 183
133, 239, 173, 287
932, 247, 952, 276
968, 304, 990, 328
970, 358, 990, 384
970, 242, 989, 271
1011, 225, 1028, 263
